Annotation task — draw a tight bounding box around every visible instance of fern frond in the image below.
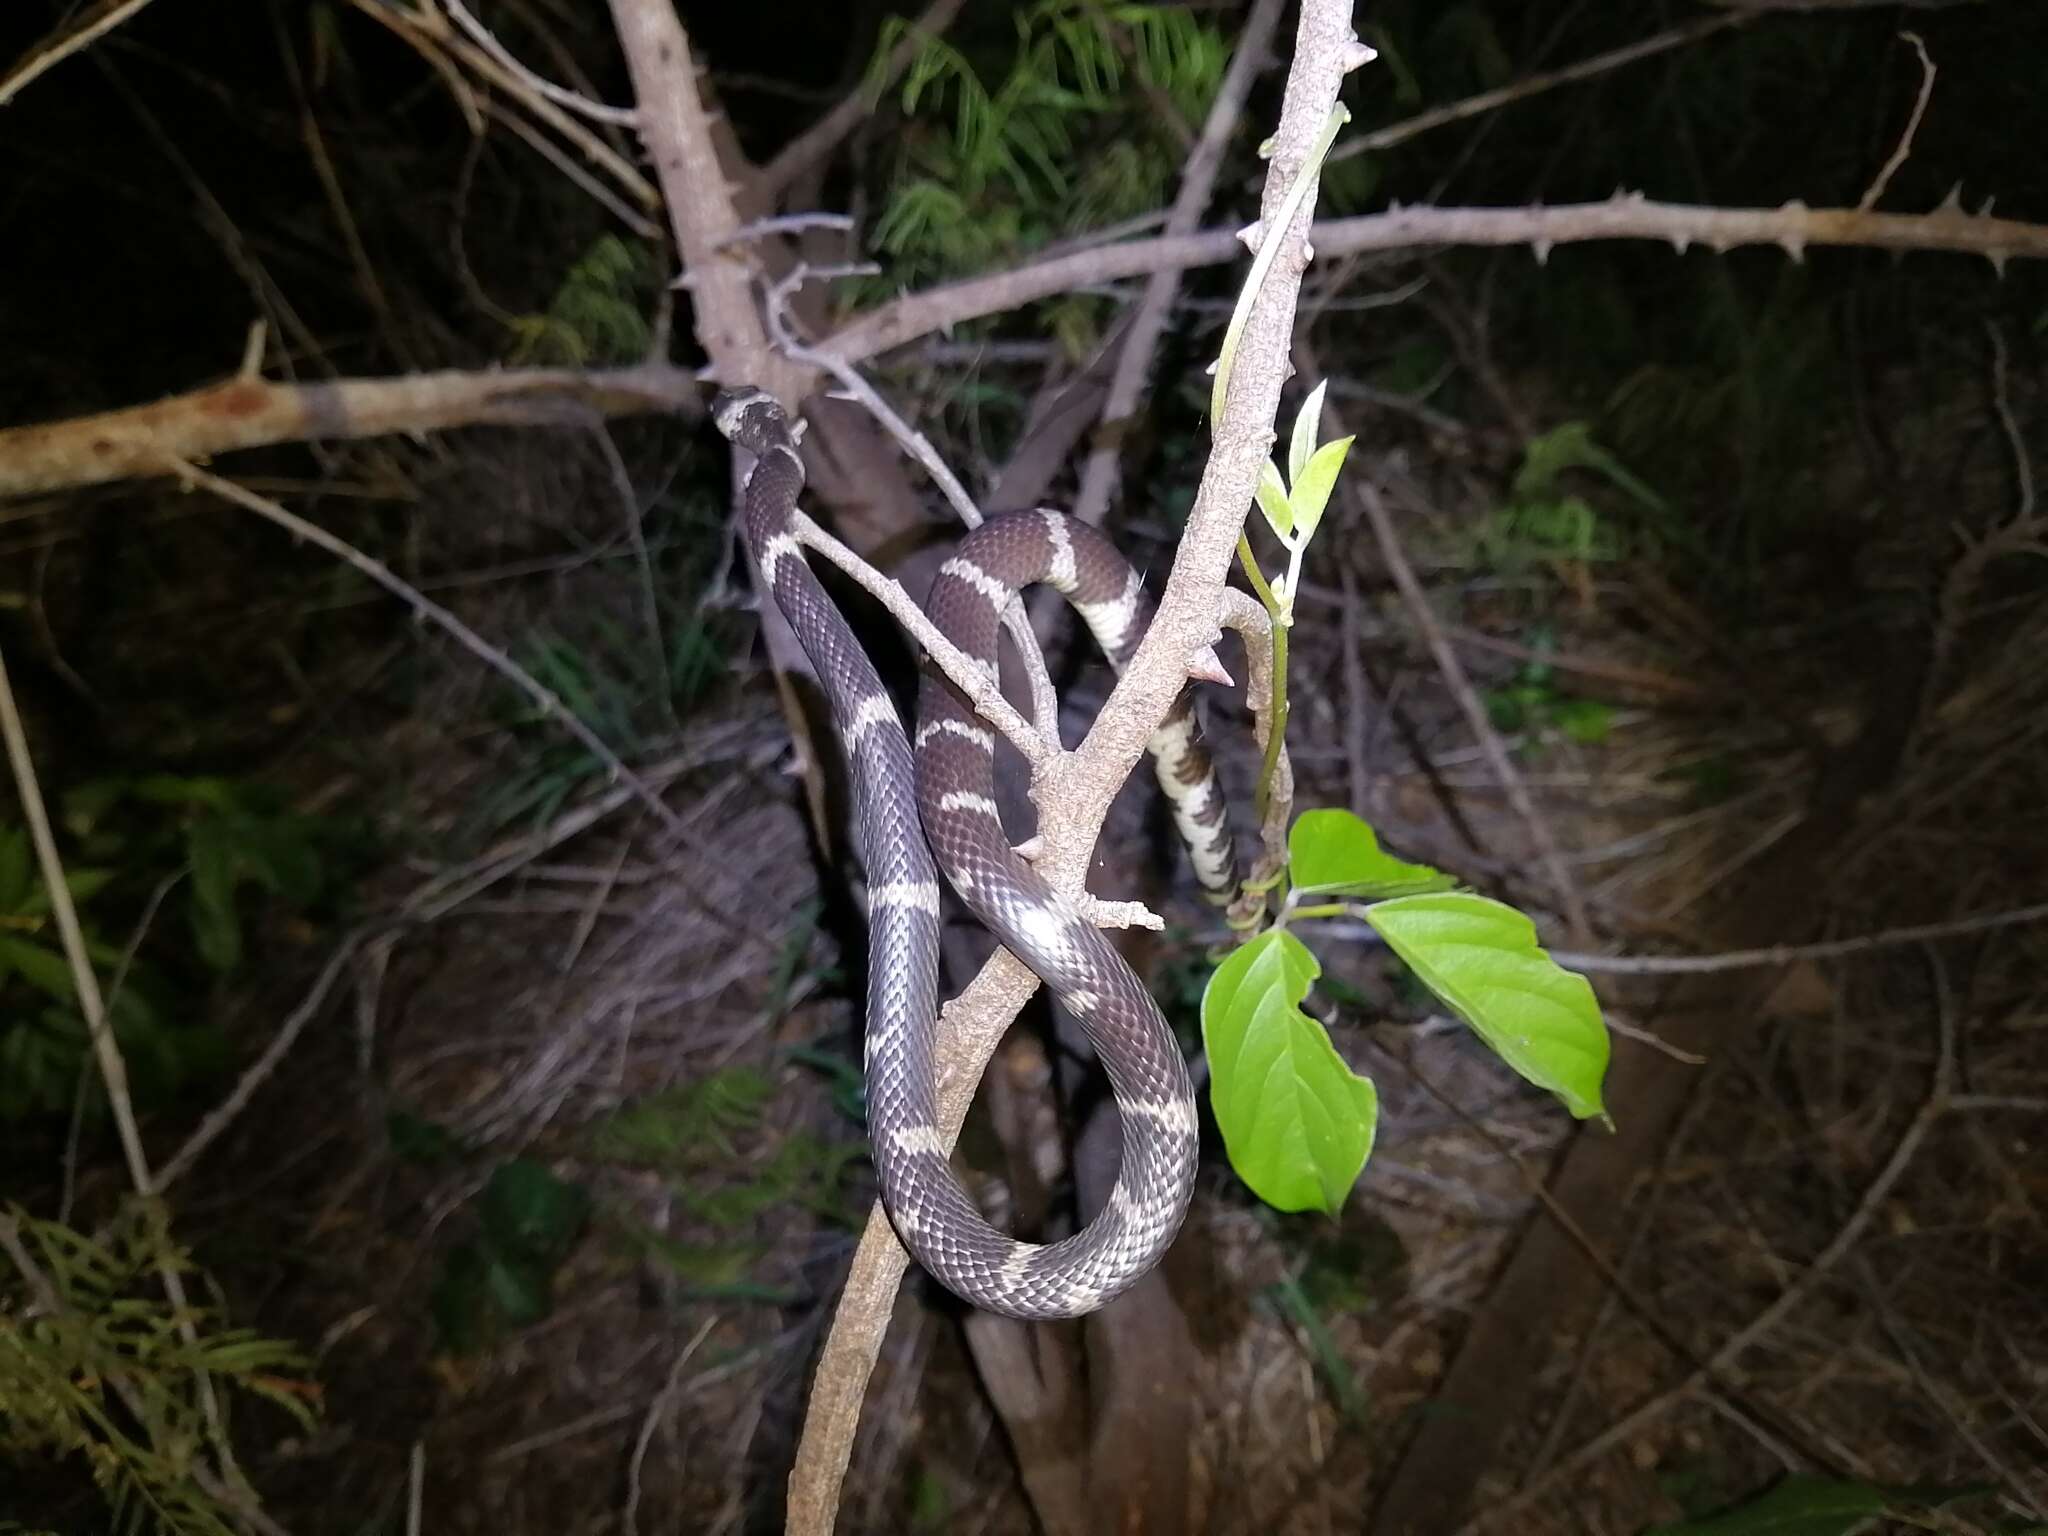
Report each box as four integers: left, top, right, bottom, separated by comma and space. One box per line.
1, 1206, 317, 1536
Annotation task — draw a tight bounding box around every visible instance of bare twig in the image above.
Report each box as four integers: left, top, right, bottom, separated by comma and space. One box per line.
1329, 10, 1755, 165
762, 266, 985, 528
0, 647, 154, 1208
1986, 321, 2038, 524
623, 1317, 720, 1535
0, 643, 267, 1522
0, 0, 160, 106
758, 261, 1062, 749
1550, 898, 2048, 975
781, 505, 1049, 768
406, 1442, 424, 1536
1910, 323, 2043, 756
1602, 1013, 1708, 1065
1859, 31, 1937, 210
718, 212, 857, 248
491, 104, 667, 240
349, 0, 656, 212
165, 459, 692, 839
1855, 1256, 2048, 1520
153, 936, 366, 1193
441, 0, 639, 125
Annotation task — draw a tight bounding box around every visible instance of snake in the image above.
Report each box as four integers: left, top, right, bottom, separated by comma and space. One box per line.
712, 386, 1235, 1319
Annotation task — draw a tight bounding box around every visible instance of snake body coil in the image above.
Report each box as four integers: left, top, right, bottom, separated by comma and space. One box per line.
714, 387, 1232, 1319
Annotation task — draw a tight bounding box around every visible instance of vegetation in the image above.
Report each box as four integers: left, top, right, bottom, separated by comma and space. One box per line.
1, 0, 2042, 1532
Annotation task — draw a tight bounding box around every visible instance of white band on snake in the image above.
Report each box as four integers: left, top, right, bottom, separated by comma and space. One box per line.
714, 386, 1235, 1319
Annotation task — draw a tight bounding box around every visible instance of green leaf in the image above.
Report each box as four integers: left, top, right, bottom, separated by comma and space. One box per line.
1265, 1274, 1367, 1421
1364, 893, 1609, 1119
1288, 434, 1355, 545
1201, 930, 1377, 1215
1644, 1475, 1887, 1536
131, 773, 245, 812
0, 826, 30, 909
482, 1251, 554, 1327
1288, 379, 1330, 486
1511, 420, 1668, 517
1255, 458, 1294, 540
1287, 809, 1454, 898
17, 867, 119, 917
478, 1159, 591, 1263
430, 1241, 490, 1355
1552, 697, 1615, 744
0, 936, 77, 1001
387, 1111, 467, 1166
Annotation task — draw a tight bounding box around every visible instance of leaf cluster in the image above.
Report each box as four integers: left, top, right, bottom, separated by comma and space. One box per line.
1202, 809, 1609, 1218
0, 778, 355, 1123
0, 1206, 316, 1536
861, 2, 1227, 299
427, 1159, 592, 1356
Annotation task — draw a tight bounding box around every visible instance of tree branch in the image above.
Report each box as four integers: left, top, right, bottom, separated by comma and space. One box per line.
606, 0, 807, 405
0, 0, 160, 107
8, 196, 2038, 503
0, 364, 703, 498
826, 194, 2048, 362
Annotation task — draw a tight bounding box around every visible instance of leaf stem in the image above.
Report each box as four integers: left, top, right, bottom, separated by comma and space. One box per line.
1236, 530, 1280, 608
1237, 533, 1292, 828
1258, 618, 1291, 826
1282, 901, 1349, 924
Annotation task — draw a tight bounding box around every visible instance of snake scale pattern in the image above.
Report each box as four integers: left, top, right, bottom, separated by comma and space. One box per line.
713, 386, 1234, 1319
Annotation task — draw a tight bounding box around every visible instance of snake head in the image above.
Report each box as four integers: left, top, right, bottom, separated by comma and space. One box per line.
710, 386, 792, 457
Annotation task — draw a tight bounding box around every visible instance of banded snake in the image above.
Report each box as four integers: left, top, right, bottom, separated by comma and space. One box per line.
714, 387, 1234, 1319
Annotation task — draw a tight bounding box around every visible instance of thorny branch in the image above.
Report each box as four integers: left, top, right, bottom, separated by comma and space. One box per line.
824, 194, 2048, 362
0, 363, 706, 499
782, 6, 1371, 1533
2, 196, 2042, 502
